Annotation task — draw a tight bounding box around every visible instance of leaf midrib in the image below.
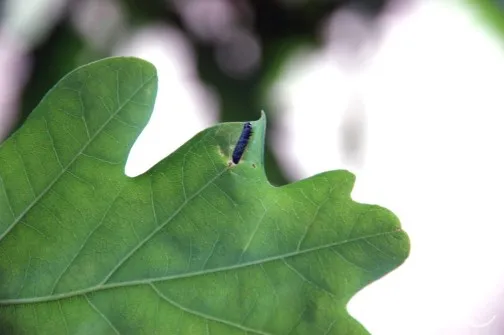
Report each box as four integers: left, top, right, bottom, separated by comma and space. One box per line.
0, 228, 403, 305
0, 75, 156, 242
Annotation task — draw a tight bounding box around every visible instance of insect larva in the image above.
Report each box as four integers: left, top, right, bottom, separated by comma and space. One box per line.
231, 122, 253, 164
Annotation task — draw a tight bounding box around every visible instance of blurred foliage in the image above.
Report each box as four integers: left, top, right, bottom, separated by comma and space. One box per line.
469, 0, 504, 38
19, 18, 100, 126
12, 0, 391, 186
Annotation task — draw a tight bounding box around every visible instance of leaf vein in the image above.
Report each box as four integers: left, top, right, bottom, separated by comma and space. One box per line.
13, 139, 36, 197
50, 190, 124, 294
44, 117, 63, 168
78, 91, 91, 140
58, 300, 69, 335
281, 259, 337, 298
0, 74, 155, 243
85, 294, 121, 335
202, 235, 221, 270
99, 168, 228, 285
329, 247, 371, 273
296, 198, 329, 251
0, 229, 403, 305
149, 283, 271, 335
0, 173, 15, 217
239, 208, 268, 262
16, 253, 31, 298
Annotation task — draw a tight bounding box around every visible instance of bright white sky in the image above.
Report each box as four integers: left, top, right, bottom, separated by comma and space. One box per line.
270, 2, 504, 334
1, 0, 503, 333
120, 1, 504, 334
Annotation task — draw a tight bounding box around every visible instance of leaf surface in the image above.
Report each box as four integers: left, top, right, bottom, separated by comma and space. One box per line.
0, 57, 409, 334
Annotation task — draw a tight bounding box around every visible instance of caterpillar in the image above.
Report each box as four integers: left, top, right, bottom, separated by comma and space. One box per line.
231, 122, 253, 164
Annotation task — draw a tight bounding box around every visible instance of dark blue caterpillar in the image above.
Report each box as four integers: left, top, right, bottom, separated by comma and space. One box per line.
232, 122, 253, 164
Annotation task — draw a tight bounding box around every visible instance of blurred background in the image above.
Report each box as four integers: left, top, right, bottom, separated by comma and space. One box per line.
1, 0, 504, 334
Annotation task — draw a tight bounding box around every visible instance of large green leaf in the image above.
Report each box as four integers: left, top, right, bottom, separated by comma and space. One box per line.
0, 57, 409, 334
